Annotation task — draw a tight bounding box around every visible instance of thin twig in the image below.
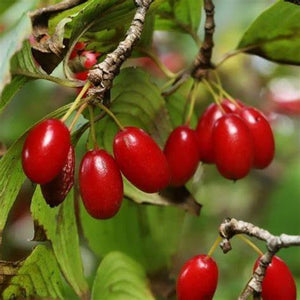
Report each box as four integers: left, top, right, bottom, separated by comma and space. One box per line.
87, 0, 153, 100
218, 218, 300, 300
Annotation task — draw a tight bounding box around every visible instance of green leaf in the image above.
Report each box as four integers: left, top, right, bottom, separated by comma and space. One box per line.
155, 0, 203, 34
91, 252, 154, 300
237, 0, 300, 65
0, 104, 72, 240
0, 1, 37, 96
81, 200, 184, 273
31, 187, 89, 298
2, 245, 64, 299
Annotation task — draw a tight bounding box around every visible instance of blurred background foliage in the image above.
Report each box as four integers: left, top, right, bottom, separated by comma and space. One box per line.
0, 0, 299, 299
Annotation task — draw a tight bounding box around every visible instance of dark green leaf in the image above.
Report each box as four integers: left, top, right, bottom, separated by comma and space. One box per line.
91, 251, 154, 300
31, 187, 89, 298
81, 200, 184, 273
2, 245, 64, 299
238, 0, 300, 65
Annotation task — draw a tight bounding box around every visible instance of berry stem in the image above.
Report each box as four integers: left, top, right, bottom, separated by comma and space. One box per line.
61, 81, 91, 122
96, 102, 124, 131
88, 105, 98, 149
210, 81, 241, 108
237, 234, 264, 256
202, 79, 224, 112
68, 102, 88, 131
206, 236, 222, 258
185, 81, 199, 126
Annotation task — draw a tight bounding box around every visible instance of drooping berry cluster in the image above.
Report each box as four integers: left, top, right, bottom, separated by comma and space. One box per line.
177, 254, 296, 300
196, 99, 275, 180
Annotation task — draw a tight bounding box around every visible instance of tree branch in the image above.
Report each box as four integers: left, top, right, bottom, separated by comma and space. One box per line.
219, 218, 300, 300
192, 0, 215, 79
87, 0, 153, 100
162, 0, 215, 96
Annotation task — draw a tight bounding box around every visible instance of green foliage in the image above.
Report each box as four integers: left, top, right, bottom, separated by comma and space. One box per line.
238, 0, 300, 65
81, 200, 183, 273
31, 187, 89, 297
0, 3, 36, 96
91, 251, 154, 300
2, 245, 63, 299
155, 0, 203, 34
98, 67, 173, 151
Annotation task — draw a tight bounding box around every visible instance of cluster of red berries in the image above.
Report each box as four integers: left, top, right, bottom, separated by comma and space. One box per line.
21, 98, 275, 218
69, 42, 101, 82
177, 254, 296, 300
196, 99, 275, 180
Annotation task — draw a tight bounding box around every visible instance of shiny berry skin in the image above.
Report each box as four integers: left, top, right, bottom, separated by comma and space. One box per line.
164, 126, 199, 186
239, 107, 275, 169
212, 114, 253, 180
22, 119, 71, 184
75, 71, 88, 81
177, 254, 218, 300
254, 256, 297, 300
79, 149, 123, 219
81, 51, 99, 69
196, 102, 235, 164
222, 98, 244, 113
113, 127, 170, 193
41, 145, 75, 207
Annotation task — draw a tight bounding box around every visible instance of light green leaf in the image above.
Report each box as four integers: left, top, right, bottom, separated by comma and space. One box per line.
237, 0, 300, 65
92, 252, 154, 300
0, 1, 37, 96
81, 200, 184, 273
155, 0, 203, 34
2, 245, 63, 299
31, 187, 89, 298
0, 104, 72, 239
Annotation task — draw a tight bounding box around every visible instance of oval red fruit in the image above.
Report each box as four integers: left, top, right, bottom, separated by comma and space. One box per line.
254, 256, 297, 300
113, 127, 170, 193
240, 107, 275, 169
164, 126, 199, 186
196, 103, 232, 164
22, 119, 71, 184
177, 254, 218, 300
41, 145, 75, 207
212, 114, 253, 180
79, 149, 123, 219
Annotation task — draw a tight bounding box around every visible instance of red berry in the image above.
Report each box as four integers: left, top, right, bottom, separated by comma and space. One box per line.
79, 149, 123, 219
212, 114, 253, 180
22, 119, 71, 184
177, 254, 218, 300
164, 126, 199, 186
196, 104, 224, 164
41, 145, 75, 207
254, 256, 297, 300
74, 42, 86, 51
113, 127, 170, 193
75, 71, 88, 81
81, 51, 99, 69
222, 98, 244, 113
239, 107, 275, 169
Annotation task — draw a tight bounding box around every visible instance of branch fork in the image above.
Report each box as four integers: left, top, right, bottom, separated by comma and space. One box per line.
219, 218, 300, 300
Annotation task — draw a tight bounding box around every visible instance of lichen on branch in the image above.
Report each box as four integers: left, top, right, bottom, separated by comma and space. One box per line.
87, 0, 153, 100
219, 218, 300, 300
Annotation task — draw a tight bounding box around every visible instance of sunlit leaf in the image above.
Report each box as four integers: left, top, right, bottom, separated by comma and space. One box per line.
238, 0, 300, 65
2, 245, 63, 299
91, 251, 154, 300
